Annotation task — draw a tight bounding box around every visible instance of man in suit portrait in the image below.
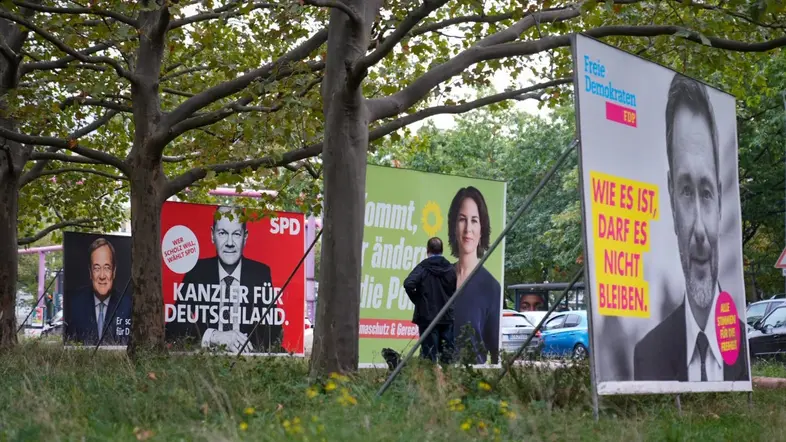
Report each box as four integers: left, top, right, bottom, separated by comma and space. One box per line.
168, 205, 280, 353
66, 237, 131, 345
633, 74, 748, 382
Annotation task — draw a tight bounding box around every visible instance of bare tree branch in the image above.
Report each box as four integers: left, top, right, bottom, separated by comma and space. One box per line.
29, 151, 101, 165
0, 9, 136, 81
156, 28, 328, 147
369, 22, 786, 121
162, 87, 195, 98
169, 75, 322, 137
20, 40, 120, 75
19, 110, 120, 185
161, 66, 211, 82
165, 77, 566, 195
168, 1, 279, 29
302, 0, 362, 26
368, 78, 568, 138
61, 97, 133, 113
18, 218, 99, 245
25, 167, 127, 183
12, 0, 139, 27
163, 152, 202, 162
352, 0, 449, 88
165, 144, 323, 197
409, 12, 514, 38
0, 128, 127, 173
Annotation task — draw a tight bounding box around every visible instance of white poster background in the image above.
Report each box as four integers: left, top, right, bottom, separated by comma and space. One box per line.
573, 34, 752, 394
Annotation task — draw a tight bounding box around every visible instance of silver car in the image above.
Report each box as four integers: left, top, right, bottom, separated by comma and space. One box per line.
500, 309, 542, 358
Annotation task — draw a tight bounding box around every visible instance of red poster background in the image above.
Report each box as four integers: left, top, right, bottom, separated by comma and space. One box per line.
161, 201, 305, 353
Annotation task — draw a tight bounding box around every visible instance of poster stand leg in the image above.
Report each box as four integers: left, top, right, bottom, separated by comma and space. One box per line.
375, 140, 578, 399
229, 228, 323, 370
747, 391, 753, 410
675, 394, 682, 416
91, 277, 132, 357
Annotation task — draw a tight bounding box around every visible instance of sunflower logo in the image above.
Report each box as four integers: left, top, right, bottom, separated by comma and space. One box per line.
421, 201, 443, 237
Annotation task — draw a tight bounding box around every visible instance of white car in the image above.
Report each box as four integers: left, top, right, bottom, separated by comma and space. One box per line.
500, 309, 542, 358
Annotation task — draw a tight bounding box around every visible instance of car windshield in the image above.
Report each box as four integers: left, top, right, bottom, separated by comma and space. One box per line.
763, 307, 786, 329
747, 302, 768, 320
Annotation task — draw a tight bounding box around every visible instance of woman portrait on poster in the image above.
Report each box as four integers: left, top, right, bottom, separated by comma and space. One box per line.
448, 186, 501, 364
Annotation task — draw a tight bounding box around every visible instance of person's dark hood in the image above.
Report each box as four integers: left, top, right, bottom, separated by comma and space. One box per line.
422, 255, 453, 275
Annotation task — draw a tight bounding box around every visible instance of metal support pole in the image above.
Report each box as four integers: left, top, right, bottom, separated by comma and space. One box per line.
675, 394, 682, 416
494, 266, 583, 385
91, 277, 132, 357
782, 91, 786, 293
375, 139, 578, 398
16, 270, 61, 334
747, 391, 753, 410
229, 228, 323, 370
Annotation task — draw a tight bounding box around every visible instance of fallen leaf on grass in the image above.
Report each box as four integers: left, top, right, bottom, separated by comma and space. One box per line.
147, 372, 157, 381
709, 413, 720, 420
276, 404, 284, 412
133, 427, 155, 441
200, 403, 209, 417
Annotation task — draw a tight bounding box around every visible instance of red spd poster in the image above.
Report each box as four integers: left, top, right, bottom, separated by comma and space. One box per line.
161, 201, 305, 354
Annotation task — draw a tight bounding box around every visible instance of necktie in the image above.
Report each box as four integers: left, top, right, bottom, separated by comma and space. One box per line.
221, 276, 235, 331
696, 331, 709, 382
97, 302, 105, 340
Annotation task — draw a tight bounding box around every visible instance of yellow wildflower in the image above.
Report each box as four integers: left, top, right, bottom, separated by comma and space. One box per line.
311, 415, 319, 422
478, 421, 487, 430
317, 424, 325, 433
478, 381, 492, 391
506, 411, 517, 420
293, 417, 301, 425
239, 422, 248, 431
325, 381, 337, 392
329, 372, 349, 382
283, 420, 291, 428
499, 401, 508, 409
460, 420, 472, 431
306, 387, 319, 399
244, 407, 255, 415
494, 428, 501, 435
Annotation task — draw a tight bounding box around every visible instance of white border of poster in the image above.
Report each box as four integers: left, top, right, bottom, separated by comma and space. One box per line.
572, 33, 752, 395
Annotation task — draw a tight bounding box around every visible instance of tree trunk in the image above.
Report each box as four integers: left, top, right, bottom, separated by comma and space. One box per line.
309, 1, 381, 376
0, 170, 20, 349
126, 158, 167, 357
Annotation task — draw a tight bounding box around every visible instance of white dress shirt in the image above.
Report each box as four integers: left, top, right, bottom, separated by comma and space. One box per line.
685, 286, 723, 381
201, 261, 243, 347
94, 295, 110, 339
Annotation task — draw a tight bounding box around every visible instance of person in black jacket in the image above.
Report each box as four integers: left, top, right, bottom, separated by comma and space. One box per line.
404, 237, 457, 363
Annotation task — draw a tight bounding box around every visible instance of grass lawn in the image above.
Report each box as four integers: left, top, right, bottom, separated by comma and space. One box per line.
1, 343, 786, 441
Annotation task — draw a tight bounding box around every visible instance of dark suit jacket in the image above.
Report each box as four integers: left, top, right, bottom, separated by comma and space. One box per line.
166, 256, 281, 352
65, 287, 132, 345
634, 301, 749, 381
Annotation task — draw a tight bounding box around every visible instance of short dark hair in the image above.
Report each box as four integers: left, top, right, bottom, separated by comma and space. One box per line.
426, 237, 443, 255
88, 237, 115, 268
213, 205, 247, 231
665, 73, 720, 188
447, 186, 491, 259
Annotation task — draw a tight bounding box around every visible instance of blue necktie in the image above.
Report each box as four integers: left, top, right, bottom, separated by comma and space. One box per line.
98, 303, 105, 339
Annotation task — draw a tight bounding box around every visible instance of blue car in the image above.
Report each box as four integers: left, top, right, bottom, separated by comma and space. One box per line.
540, 311, 589, 359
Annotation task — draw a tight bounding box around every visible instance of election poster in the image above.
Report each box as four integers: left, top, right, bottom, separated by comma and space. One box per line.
63, 232, 133, 346
572, 34, 751, 394
161, 201, 306, 355
359, 165, 506, 366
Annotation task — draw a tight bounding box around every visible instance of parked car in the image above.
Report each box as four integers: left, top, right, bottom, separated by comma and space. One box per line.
41, 310, 64, 337
500, 309, 542, 358
540, 311, 589, 359
748, 305, 786, 361
746, 299, 785, 328
519, 311, 548, 328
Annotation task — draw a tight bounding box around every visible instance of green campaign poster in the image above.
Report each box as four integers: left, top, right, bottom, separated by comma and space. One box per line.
359, 164, 506, 366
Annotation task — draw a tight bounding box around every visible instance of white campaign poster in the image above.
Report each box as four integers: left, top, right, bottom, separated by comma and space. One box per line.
572, 33, 752, 395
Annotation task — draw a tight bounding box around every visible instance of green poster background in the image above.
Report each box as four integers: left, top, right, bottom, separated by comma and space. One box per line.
359, 164, 506, 366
